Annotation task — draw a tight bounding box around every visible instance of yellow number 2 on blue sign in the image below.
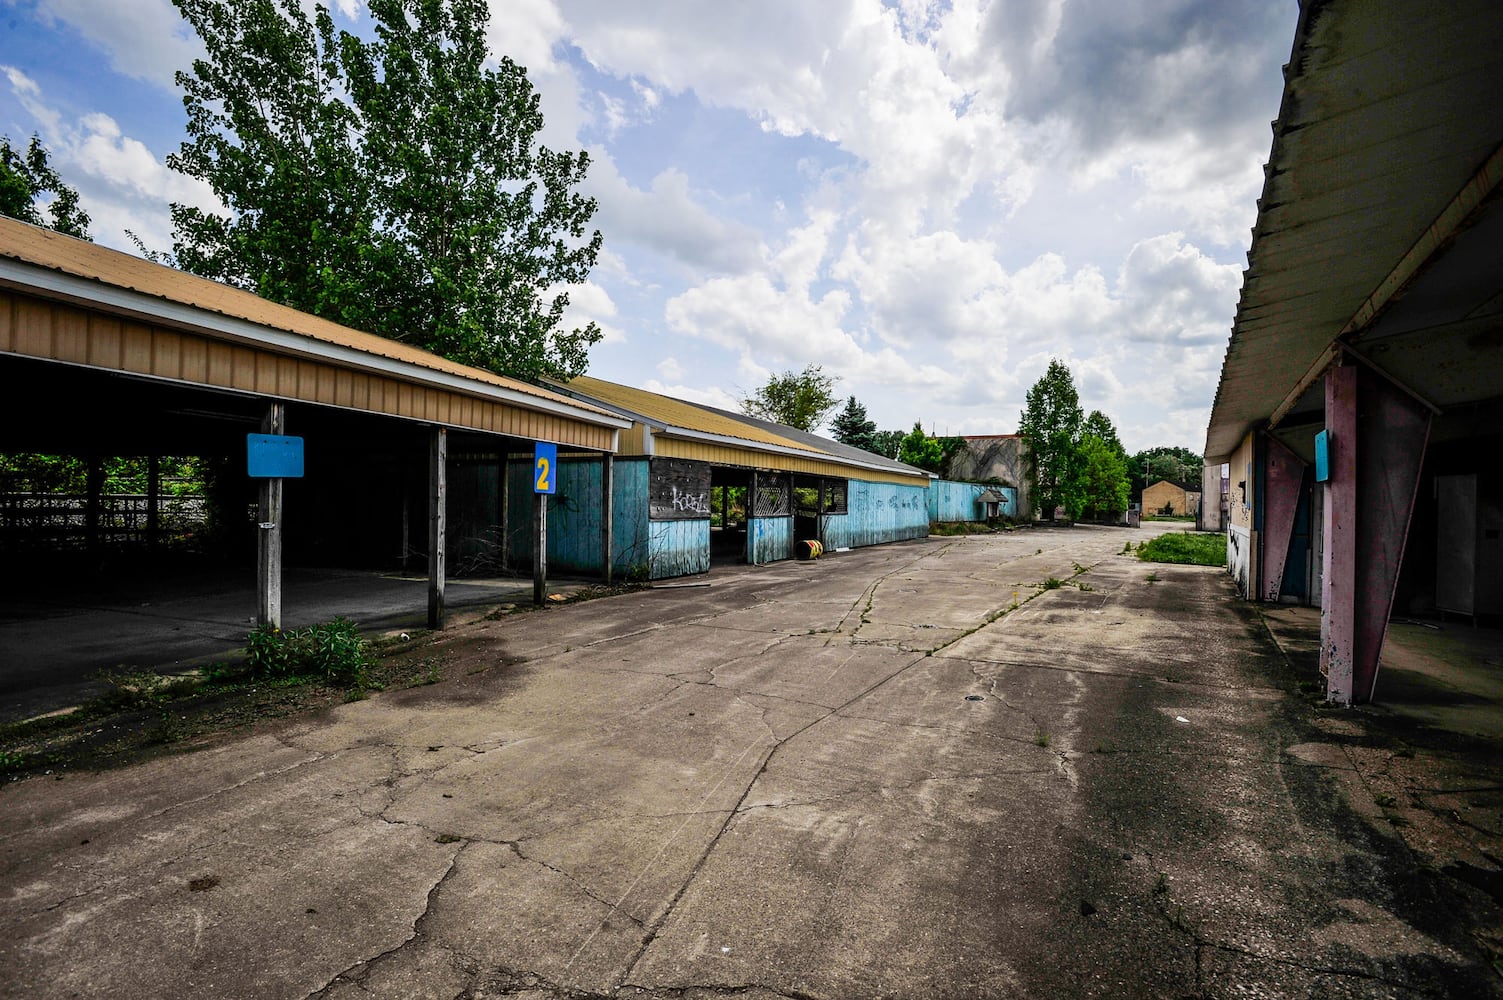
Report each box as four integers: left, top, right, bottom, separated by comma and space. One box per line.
533, 442, 557, 495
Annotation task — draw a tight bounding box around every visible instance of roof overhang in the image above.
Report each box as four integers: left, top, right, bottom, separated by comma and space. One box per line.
1203, 0, 1503, 462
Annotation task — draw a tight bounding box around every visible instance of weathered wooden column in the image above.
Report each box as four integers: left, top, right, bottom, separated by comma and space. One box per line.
145, 453, 161, 553
533, 491, 547, 606
499, 454, 511, 572
601, 452, 613, 584
428, 426, 447, 630
257, 402, 285, 629
84, 455, 103, 556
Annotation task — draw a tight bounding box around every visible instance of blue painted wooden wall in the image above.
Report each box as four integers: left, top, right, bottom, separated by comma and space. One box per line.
649, 519, 710, 578
504, 457, 652, 578
747, 516, 791, 564
823, 480, 929, 549
927, 479, 1017, 521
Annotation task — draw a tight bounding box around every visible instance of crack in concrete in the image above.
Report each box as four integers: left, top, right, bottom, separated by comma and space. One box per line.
602, 648, 934, 992
304, 841, 464, 999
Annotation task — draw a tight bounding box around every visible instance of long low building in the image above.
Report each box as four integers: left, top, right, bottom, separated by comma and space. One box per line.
541, 376, 935, 579
1203, 0, 1503, 704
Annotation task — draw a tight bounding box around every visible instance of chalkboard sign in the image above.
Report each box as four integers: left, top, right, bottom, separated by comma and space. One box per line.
650, 458, 711, 520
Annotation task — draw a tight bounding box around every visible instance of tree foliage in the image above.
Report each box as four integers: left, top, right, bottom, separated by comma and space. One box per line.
897, 422, 964, 475
740, 364, 839, 432
1077, 433, 1130, 519
0, 135, 91, 239
1018, 359, 1084, 519
1128, 445, 1203, 497
869, 429, 906, 461
830, 396, 879, 453
168, 0, 602, 380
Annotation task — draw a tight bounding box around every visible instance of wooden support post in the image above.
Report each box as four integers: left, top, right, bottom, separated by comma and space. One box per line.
499, 454, 511, 572
601, 453, 613, 584
533, 491, 548, 605
428, 427, 447, 630
146, 453, 160, 553
400, 483, 410, 574
85, 455, 103, 556
257, 402, 285, 629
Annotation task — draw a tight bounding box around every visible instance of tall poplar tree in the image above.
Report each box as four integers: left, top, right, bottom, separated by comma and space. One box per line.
168, 0, 602, 380
1018, 359, 1085, 520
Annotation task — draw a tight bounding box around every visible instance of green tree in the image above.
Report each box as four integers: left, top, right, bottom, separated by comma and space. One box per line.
1083, 409, 1125, 459
1128, 445, 1203, 497
0, 135, 91, 239
740, 364, 839, 431
1077, 434, 1130, 520
896, 422, 964, 475
869, 429, 906, 460
1018, 359, 1084, 520
830, 396, 878, 453
898, 422, 942, 472
168, 0, 602, 380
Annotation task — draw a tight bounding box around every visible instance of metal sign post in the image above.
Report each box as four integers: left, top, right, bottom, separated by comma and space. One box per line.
533, 442, 556, 606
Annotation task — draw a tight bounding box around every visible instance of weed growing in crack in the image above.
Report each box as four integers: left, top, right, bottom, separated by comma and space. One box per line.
1033, 730, 1051, 748
1076, 582, 1095, 592
1153, 872, 1169, 895
1145, 572, 1160, 584
1373, 792, 1398, 808
1072, 562, 1086, 574
1041, 577, 1065, 590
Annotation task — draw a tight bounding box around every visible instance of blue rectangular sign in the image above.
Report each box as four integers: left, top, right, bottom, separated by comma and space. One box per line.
1314, 429, 1330, 483
533, 442, 557, 494
247, 434, 305, 478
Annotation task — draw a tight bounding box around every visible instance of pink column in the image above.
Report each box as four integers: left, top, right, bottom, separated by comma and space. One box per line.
1321, 365, 1358, 702
1321, 361, 1432, 704
1260, 434, 1306, 603
1352, 369, 1431, 703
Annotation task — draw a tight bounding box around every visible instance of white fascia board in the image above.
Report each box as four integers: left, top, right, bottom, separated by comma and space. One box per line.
0, 259, 632, 431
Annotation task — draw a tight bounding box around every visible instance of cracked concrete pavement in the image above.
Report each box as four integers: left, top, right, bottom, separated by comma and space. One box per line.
3, 524, 1501, 998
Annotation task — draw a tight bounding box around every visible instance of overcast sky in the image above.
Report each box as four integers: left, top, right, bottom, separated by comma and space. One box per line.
1, 0, 1297, 454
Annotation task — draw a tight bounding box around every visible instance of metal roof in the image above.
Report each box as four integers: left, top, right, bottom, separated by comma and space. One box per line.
1203, 0, 1503, 462
556, 375, 930, 481
0, 217, 627, 429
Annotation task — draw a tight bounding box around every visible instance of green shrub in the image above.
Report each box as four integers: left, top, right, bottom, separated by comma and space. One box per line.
1136, 532, 1226, 567
246, 618, 370, 686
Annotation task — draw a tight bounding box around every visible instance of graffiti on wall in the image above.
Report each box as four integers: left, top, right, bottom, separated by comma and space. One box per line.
649, 458, 712, 521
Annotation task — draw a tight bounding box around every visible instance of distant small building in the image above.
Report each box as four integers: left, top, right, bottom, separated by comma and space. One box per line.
945, 435, 1033, 520
1142, 479, 1201, 517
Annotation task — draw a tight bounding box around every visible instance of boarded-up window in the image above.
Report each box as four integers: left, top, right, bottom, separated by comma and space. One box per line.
752, 472, 792, 517
649, 458, 711, 520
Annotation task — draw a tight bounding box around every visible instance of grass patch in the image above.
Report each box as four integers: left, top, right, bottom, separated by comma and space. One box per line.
1136, 532, 1226, 567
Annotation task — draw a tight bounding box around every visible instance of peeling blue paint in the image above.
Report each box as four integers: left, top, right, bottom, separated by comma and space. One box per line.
649, 519, 710, 579
748, 516, 791, 564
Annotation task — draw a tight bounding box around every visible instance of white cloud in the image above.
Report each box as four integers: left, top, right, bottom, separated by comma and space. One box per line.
555, 279, 625, 345
586, 156, 764, 275
3, 71, 218, 253
34, 0, 201, 89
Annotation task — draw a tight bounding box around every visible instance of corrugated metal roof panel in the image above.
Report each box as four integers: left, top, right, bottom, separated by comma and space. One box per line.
0, 216, 621, 422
